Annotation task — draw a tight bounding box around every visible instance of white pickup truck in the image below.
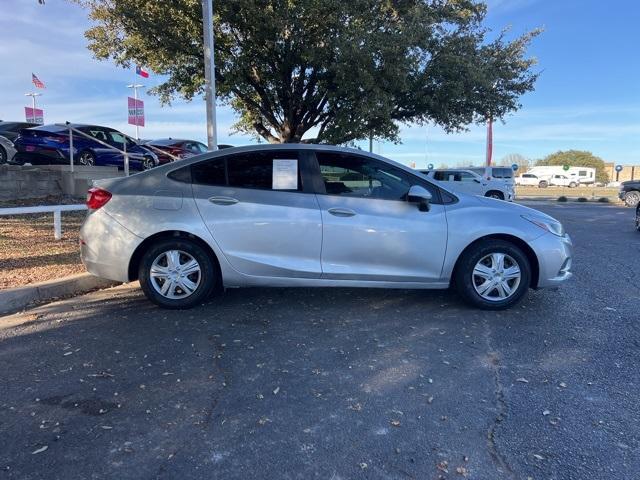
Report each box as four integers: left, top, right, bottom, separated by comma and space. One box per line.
548, 174, 579, 188
420, 169, 514, 201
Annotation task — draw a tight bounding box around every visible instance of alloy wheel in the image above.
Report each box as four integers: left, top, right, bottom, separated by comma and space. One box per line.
142, 156, 155, 170
472, 252, 522, 302
79, 152, 94, 166
150, 250, 202, 299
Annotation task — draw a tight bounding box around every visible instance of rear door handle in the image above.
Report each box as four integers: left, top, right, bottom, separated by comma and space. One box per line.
209, 196, 238, 206
328, 207, 356, 217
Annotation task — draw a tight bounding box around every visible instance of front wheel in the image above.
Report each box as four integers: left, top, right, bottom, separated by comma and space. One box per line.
624, 191, 640, 208
142, 156, 156, 170
539, 181, 548, 188
454, 239, 531, 310
138, 238, 218, 309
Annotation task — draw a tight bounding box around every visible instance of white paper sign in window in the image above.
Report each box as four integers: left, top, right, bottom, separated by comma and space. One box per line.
272, 159, 298, 190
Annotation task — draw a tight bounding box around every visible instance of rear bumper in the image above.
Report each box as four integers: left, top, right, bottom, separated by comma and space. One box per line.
79, 209, 143, 283
530, 232, 573, 288
13, 149, 67, 165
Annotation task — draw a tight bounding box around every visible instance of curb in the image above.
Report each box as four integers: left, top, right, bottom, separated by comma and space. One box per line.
0, 273, 120, 316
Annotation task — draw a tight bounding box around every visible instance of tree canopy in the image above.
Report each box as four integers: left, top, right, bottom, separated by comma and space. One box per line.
499, 153, 530, 171
75, 0, 541, 144
536, 150, 609, 183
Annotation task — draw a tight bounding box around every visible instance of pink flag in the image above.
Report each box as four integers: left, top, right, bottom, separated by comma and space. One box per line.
127, 97, 145, 127
25, 107, 44, 124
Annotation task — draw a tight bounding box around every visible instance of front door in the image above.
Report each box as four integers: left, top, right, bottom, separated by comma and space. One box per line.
191, 150, 323, 278
314, 152, 448, 283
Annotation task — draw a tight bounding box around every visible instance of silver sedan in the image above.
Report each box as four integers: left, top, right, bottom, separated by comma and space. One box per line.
80, 145, 572, 310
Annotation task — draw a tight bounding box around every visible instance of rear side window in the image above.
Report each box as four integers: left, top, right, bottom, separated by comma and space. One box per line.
190, 151, 301, 191
492, 168, 513, 179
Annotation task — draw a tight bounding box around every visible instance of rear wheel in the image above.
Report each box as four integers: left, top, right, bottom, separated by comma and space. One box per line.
485, 191, 504, 200
138, 238, 218, 309
454, 239, 531, 310
624, 191, 640, 208
142, 156, 155, 170
78, 150, 95, 166
539, 181, 548, 188
569, 182, 578, 188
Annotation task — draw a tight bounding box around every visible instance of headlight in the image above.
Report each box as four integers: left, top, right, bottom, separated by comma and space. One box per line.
522, 214, 565, 237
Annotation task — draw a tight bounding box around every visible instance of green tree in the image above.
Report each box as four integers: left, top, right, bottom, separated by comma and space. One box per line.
76, 0, 540, 144
536, 150, 609, 183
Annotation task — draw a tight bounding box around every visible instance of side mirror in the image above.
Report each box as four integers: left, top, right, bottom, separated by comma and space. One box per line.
407, 185, 432, 212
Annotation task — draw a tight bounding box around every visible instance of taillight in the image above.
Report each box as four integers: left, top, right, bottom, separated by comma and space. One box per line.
86, 187, 112, 210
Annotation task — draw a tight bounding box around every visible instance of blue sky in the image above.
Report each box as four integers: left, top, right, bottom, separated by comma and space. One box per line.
0, 0, 638, 167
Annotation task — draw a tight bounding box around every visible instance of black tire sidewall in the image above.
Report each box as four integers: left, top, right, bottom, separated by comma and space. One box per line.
455, 240, 531, 310
0, 145, 6, 164
138, 238, 217, 309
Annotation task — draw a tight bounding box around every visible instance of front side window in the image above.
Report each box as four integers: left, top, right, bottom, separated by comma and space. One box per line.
493, 168, 513, 179
317, 152, 417, 201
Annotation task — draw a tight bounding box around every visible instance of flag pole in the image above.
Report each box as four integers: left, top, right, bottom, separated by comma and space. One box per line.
202, 0, 218, 151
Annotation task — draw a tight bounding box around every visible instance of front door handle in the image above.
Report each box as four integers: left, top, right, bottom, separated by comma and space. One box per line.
328, 207, 356, 217
209, 196, 238, 206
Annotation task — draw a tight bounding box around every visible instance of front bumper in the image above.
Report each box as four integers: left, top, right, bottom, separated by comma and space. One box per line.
529, 232, 573, 288
79, 209, 143, 283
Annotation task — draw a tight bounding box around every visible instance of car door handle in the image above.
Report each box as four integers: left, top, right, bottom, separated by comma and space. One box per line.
209, 196, 238, 206
328, 207, 356, 217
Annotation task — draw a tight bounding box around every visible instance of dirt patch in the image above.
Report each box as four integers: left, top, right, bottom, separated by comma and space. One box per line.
0, 210, 85, 289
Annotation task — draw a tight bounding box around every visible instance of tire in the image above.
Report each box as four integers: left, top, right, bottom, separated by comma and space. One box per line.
569, 182, 578, 188
0, 145, 6, 164
138, 238, 218, 309
78, 150, 95, 166
485, 191, 504, 200
539, 181, 548, 188
454, 239, 531, 310
142, 156, 156, 170
636, 204, 640, 232
624, 191, 640, 208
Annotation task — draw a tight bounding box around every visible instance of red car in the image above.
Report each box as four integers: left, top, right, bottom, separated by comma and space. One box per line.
144, 138, 234, 164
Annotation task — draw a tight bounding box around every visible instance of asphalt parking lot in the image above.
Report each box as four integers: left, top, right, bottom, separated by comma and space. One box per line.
1, 202, 638, 480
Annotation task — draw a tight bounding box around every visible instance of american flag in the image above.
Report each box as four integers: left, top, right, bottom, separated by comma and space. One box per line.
32, 73, 45, 89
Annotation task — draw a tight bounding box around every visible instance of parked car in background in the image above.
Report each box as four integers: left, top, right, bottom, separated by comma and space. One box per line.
13, 124, 159, 171
0, 121, 37, 163
548, 174, 578, 188
526, 166, 596, 185
515, 173, 549, 188
420, 169, 514, 201
80, 145, 572, 310
619, 180, 640, 207
466, 166, 516, 187
0, 121, 38, 142
0, 135, 17, 164
144, 139, 235, 164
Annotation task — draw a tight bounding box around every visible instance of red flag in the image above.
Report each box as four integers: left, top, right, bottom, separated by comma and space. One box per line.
32, 73, 45, 89
136, 66, 149, 78
485, 117, 493, 167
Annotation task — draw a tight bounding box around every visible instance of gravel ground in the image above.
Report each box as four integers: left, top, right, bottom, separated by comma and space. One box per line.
0, 211, 85, 289
0, 203, 638, 480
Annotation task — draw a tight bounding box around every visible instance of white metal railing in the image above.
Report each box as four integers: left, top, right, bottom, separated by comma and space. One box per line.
0, 204, 87, 240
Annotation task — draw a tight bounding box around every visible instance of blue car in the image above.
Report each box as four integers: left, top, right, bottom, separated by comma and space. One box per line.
13, 123, 159, 171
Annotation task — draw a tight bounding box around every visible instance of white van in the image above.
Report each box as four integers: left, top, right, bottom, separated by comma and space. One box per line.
420, 169, 514, 201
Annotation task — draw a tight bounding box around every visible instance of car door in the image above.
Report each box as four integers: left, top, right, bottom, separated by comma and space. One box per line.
78, 127, 120, 166
313, 151, 448, 283
191, 149, 323, 278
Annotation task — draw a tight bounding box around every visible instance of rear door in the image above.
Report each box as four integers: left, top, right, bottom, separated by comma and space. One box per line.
313, 151, 448, 282
191, 150, 323, 278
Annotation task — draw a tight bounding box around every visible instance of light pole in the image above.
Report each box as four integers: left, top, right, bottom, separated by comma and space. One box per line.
202, 0, 218, 151
24, 92, 42, 123
126, 83, 144, 140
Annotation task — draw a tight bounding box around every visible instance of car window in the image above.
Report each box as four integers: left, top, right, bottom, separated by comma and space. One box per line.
523, 174, 535, 178
191, 151, 302, 191
458, 172, 477, 182
492, 168, 513, 179
317, 152, 419, 201
434, 171, 466, 182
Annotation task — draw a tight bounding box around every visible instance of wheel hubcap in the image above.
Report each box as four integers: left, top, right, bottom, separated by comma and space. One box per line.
472, 253, 521, 302
150, 250, 201, 300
